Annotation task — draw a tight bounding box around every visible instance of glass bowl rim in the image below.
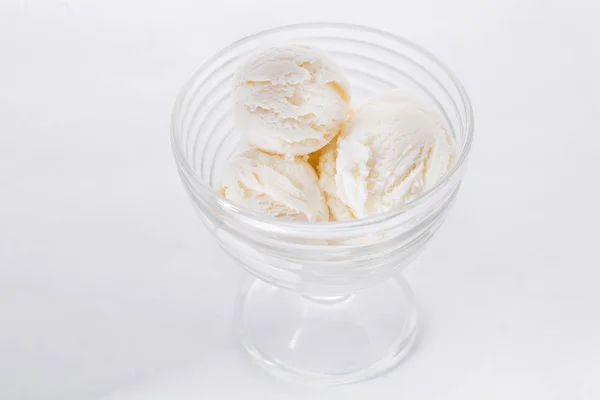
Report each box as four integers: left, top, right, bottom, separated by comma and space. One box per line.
170, 22, 474, 232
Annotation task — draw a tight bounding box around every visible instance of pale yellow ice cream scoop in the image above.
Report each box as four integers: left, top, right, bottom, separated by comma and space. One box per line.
219, 148, 329, 222
233, 45, 351, 156
318, 91, 457, 221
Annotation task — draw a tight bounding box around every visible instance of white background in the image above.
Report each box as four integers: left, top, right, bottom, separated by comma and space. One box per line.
1, 0, 599, 399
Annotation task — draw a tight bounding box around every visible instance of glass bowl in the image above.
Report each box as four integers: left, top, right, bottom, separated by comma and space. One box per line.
171, 23, 473, 384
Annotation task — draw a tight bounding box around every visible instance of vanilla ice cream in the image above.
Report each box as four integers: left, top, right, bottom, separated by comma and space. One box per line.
219, 148, 329, 222
233, 45, 350, 156
318, 91, 457, 220
316, 140, 356, 221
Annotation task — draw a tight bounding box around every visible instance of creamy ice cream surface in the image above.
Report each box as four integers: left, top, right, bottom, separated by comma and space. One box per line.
318, 91, 457, 220
316, 140, 356, 222
219, 148, 329, 222
233, 45, 350, 156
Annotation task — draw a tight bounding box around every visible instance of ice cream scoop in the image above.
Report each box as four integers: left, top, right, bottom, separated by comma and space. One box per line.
318, 91, 457, 220
219, 148, 329, 222
233, 45, 350, 156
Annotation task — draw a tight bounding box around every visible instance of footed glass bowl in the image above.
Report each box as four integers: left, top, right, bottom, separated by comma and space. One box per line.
171, 23, 473, 384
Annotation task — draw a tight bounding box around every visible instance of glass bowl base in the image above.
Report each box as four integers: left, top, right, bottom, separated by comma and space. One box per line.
235, 274, 418, 384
